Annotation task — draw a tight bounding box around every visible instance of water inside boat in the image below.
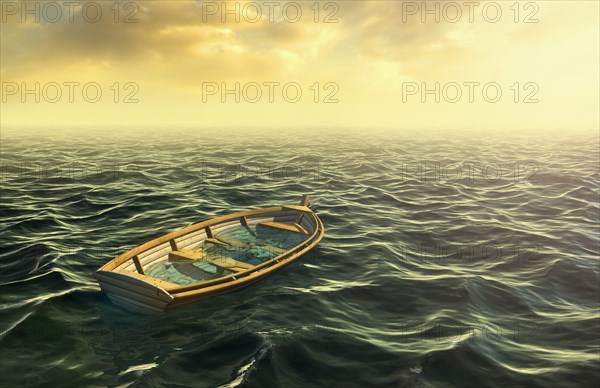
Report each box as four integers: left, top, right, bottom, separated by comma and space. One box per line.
145, 223, 308, 285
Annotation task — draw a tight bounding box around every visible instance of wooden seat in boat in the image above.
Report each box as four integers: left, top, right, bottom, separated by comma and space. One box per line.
214, 236, 286, 255
169, 248, 204, 262
169, 248, 254, 273
204, 257, 254, 272
258, 221, 308, 234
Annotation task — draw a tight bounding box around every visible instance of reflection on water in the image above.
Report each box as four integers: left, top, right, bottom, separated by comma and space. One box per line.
0, 128, 598, 387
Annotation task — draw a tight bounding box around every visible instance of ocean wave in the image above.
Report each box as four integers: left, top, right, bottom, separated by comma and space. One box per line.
0, 130, 598, 386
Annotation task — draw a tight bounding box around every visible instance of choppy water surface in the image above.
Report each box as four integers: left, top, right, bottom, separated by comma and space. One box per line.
0, 127, 598, 387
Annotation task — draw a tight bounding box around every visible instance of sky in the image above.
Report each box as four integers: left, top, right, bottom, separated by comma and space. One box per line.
1, 0, 599, 132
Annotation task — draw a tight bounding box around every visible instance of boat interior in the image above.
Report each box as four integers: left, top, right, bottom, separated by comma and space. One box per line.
105, 200, 320, 288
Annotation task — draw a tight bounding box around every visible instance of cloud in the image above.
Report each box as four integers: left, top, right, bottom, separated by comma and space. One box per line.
1, 0, 598, 130
1, 1, 339, 80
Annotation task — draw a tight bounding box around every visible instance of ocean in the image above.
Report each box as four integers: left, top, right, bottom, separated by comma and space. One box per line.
0, 127, 598, 387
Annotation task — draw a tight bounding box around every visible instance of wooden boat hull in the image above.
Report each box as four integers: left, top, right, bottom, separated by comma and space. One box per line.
95, 196, 324, 313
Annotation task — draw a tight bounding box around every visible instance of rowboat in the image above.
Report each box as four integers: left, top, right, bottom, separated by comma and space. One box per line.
94, 195, 324, 313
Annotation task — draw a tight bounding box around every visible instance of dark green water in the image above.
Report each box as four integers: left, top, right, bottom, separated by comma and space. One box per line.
1, 128, 598, 387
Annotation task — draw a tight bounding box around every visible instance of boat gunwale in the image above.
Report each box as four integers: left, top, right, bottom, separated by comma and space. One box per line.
99, 206, 286, 271
96, 205, 324, 296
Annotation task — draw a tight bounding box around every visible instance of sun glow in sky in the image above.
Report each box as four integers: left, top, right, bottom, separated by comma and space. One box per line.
1, 0, 598, 132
